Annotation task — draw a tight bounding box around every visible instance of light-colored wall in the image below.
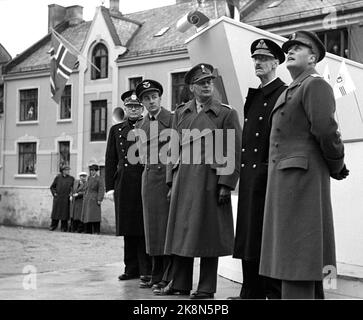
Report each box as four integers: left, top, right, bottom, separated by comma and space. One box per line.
3, 74, 79, 187
0, 185, 116, 234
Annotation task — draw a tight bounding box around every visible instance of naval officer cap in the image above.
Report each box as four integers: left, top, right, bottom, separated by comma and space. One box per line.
184, 63, 216, 85
121, 90, 142, 106
282, 30, 326, 62
251, 38, 285, 64
135, 79, 163, 99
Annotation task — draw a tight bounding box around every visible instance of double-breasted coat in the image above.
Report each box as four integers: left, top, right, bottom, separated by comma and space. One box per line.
81, 175, 105, 223
70, 179, 87, 221
259, 67, 345, 281
136, 107, 173, 256
105, 118, 145, 236
50, 174, 74, 220
164, 98, 242, 257
234, 78, 287, 260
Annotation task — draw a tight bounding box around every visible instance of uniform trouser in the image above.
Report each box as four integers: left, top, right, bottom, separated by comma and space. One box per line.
240, 259, 281, 299
70, 219, 83, 232
281, 280, 325, 299
84, 222, 100, 234
124, 235, 151, 277
51, 219, 68, 231
170, 255, 218, 293
151, 255, 172, 284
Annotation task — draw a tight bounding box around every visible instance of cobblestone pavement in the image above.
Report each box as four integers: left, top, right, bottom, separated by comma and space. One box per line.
0, 225, 362, 300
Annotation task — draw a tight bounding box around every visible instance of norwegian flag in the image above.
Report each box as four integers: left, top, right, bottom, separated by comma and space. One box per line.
49, 31, 77, 104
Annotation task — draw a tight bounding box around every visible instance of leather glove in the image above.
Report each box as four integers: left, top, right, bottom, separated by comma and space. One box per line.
331, 165, 349, 180
218, 186, 231, 205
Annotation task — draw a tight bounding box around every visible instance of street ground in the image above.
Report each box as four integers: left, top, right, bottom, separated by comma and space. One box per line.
0, 225, 362, 300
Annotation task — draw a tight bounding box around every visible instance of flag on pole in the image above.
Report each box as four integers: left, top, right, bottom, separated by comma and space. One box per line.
49, 30, 78, 104
333, 60, 356, 99
323, 63, 331, 84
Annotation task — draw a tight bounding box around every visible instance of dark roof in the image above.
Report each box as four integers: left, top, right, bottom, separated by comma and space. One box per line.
243, 0, 363, 27
0, 43, 12, 65
3, 2, 229, 74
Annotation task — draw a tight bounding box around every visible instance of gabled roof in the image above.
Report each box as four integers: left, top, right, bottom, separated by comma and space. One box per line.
4, 2, 229, 74
243, 0, 363, 27
0, 43, 11, 65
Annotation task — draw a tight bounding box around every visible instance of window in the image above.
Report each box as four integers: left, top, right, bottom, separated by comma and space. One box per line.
59, 141, 70, 168
19, 89, 38, 121
91, 43, 108, 80
317, 28, 349, 58
171, 72, 193, 111
129, 77, 143, 91
60, 85, 71, 119
18, 142, 36, 174
91, 100, 107, 141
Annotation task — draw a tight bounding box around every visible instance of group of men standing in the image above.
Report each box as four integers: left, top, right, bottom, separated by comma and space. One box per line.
105, 29, 349, 300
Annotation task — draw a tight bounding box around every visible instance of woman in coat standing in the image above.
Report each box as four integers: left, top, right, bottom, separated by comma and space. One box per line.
70, 172, 88, 233
81, 164, 105, 234
49, 165, 74, 232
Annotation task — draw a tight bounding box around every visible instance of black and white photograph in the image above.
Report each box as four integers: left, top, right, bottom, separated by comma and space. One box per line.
0, 0, 363, 313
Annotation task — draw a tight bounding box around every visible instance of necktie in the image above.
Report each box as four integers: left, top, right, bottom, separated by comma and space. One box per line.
197, 104, 203, 114
150, 116, 156, 121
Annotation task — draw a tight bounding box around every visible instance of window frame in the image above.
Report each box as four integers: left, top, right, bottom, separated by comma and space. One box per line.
17, 142, 37, 175
57, 84, 72, 122
91, 43, 109, 80
90, 100, 108, 142
17, 87, 39, 125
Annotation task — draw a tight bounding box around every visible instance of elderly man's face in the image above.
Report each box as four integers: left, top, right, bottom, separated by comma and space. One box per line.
252, 54, 278, 78
125, 104, 143, 120
80, 175, 87, 182
190, 77, 214, 100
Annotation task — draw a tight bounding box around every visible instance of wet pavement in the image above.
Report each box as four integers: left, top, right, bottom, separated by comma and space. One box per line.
0, 225, 362, 300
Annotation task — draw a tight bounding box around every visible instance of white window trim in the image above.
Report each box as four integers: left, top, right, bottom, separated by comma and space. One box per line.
54, 134, 74, 154
126, 74, 145, 91
89, 40, 110, 81
56, 83, 73, 123
16, 86, 40, 125
168, 67, 190, 110
15, 136, 39, 178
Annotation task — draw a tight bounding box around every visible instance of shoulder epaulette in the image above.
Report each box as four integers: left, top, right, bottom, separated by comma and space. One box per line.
221, 103, 232, 109
310, 74, 323, 78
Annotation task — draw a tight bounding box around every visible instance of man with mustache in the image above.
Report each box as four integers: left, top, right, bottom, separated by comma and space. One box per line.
230, 38, 286, 299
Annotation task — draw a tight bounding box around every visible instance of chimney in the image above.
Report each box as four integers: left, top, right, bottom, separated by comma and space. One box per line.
110, 0, 120, 12
48, 4, 66, 32
65, 5, 84, 26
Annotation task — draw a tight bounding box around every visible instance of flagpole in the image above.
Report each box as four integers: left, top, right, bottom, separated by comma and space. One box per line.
51, 29, 101, 72
353, 91, 363, 123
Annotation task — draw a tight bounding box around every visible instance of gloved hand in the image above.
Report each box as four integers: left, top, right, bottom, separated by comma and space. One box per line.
331, 165, 349, 180
218, 185, 231, 205
106, 190, 114, 201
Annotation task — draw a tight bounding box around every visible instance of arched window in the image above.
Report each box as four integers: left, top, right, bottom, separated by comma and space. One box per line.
91, 43, 108, 79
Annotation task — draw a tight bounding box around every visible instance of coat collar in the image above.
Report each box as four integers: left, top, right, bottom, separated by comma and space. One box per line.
260, 77, 286, 97
181, 98, 221, 117
288, 67, 317, 90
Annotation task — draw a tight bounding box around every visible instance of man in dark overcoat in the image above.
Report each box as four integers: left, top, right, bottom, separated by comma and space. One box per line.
230, 39, 286, 299
105, 91, 151, 285
161, 63, 242, 299
135, 79, 173, 291
70, 171, 87, 233
259, 30, 349, 299
49, 165, 74, 232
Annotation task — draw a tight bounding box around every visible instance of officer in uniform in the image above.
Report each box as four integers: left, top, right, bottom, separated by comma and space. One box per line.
259, 30, 349, 299
230, 39, 286, 299
105, 90, 151, 286
135, 79, 173, 291
161, 63, 242, 299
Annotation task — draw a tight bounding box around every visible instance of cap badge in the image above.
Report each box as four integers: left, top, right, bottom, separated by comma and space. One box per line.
131, 94, 137, 100
143, 81, 151, 88
256, 40, 268, 49
200, 64, 207, 74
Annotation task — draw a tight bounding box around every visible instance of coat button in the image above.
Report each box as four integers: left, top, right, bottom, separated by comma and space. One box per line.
242, 148, 245, 152
254, 149, 258, 152
245, 118, 248, 122
252, 164, 257, 168
121, 149, 125, 152
241, 163, 245, 168
119, 128, 121, 131
263, 102, 267, 107
119, 135, 122, 138
146, 167, 150, 171
259, 116, 263, 121
124, 163, 128, 167
255, 133, 260, 137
